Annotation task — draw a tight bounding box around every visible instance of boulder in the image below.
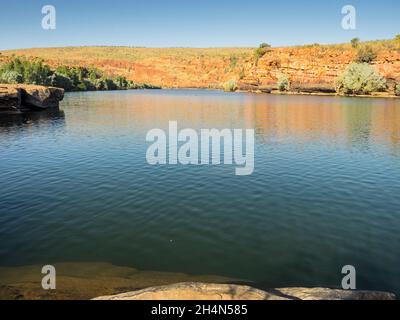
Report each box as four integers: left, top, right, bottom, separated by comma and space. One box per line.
0, 84, 64, 114
93, 282, 396, 300
17, 84, 64, 109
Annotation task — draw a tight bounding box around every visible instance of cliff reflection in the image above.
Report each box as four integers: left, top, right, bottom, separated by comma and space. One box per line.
61, 91, 400, 155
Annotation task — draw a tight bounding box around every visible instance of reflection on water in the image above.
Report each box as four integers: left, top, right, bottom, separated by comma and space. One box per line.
0, 90, 399, 299
0, 109, 65, 129
60, 91, 400, 155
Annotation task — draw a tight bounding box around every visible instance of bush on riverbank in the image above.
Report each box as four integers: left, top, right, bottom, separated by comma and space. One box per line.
277, 74, 291, 92
395, 84, 400, 96
336, 63, 386, 95
0, 57, 159, 92
355, 45, 378, 63
223, 80, 238, 92
0, 70, 23, 84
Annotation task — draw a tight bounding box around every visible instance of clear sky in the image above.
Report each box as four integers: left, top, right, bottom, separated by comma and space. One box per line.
0, 0, 399, 50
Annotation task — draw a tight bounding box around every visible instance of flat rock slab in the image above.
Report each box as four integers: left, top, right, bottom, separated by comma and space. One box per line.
93, 282, 396, 300
0, 84, 64, 113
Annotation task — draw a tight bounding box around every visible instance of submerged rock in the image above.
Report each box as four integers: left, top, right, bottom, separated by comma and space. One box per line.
0, 84, 64, 114
93, 282, 396, 300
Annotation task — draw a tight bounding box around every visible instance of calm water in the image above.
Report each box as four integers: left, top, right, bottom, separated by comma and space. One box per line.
0, 90, 400, 295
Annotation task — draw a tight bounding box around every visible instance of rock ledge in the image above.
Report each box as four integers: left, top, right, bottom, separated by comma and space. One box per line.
93, 282, 396, 300
0, 84, 64, 114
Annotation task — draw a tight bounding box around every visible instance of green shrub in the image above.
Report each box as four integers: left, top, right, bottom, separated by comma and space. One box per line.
82, 80, 96, 91
259, 43, 271, 49
351, 38, 360, 48
0, 57, 158, 92
239, 68, 245, 80
0, 70, 23, 84
115, 76, 128, 89
355, 45, 377, 63
23, 61, 52, 85
229, 55, 238, 69
223, 80, 238, 92
395, 35, 400, 49
277, 74, 291, 92
103, 78, 117, 90
254, 43, 271, 60
395, 84, 400, 96
55, 66, 80, 87
94, 79, 106, 90
336, 63, 386, 95
0, 57, 52, 85
76, 82, 88, 91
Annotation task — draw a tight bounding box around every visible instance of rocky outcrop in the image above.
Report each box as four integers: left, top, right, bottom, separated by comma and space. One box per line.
0, 86, 21, 114
0, 84, 64, 114
93, 282, 396, 300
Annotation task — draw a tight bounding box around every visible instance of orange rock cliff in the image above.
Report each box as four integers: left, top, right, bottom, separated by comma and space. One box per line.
1, 42, 400, 91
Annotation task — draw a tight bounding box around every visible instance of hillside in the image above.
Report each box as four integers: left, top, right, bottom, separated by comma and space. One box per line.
1, 40, 400, 91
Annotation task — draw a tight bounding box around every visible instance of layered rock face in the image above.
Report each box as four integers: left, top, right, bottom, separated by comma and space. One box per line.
241, 46, 400, 92
93, 282, 396, 300
4, 45, 399, 91
0, 84, 64, 114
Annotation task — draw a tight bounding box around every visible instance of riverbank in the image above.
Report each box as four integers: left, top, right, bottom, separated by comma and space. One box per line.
237, 88, 400, 99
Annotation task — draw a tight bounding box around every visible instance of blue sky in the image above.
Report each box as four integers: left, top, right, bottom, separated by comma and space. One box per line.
0, 0, 399, 50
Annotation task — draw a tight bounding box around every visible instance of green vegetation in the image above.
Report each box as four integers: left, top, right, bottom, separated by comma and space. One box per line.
223, 80, 238, 92
0, 58, 52, 85
355, 45, 378, 63
0, 57, 160, 91
239, 68, 245, 80
395, 84, 400, 96
277, 74, 290, 92
351, 38, 360, 48
336, 63, 386, 95
0, 70, 23, 84
254, 43, 271, 61
395, 35, 400, 49
229, 55, 238, 69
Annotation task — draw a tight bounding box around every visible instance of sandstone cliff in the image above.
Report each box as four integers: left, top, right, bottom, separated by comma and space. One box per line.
2, 42, 399, 92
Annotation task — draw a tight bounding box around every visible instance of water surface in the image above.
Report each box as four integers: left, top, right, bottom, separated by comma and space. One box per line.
0, 90, 399, 297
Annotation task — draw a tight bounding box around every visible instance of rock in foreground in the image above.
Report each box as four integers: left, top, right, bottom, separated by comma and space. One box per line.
93, 282, 396, 300
0, 84, 64, 114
